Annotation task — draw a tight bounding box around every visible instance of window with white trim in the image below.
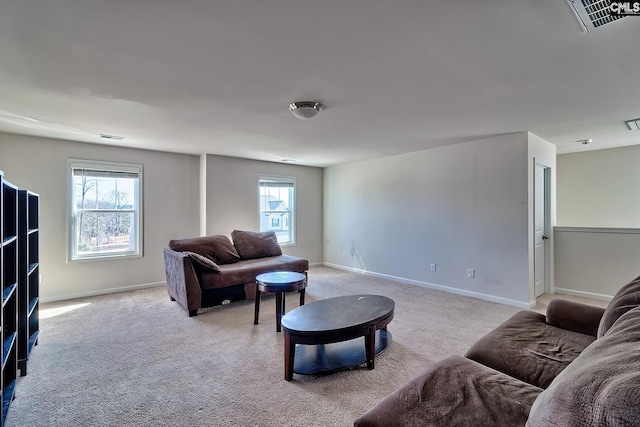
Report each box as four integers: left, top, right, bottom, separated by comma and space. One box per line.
258, 175, 295, 245
68, 159, 143, 261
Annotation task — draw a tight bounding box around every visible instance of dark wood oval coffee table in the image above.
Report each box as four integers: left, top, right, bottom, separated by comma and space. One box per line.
254, 271, 307, 332
281, 294, 394, 381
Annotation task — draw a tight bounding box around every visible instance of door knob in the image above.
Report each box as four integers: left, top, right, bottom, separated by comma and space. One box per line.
542, 235, 549, 240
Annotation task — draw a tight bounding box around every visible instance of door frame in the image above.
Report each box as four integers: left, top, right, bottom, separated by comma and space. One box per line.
534, 161, 552, 296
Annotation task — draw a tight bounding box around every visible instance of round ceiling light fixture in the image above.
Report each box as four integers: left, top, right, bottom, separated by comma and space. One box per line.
288, 101, 324, 119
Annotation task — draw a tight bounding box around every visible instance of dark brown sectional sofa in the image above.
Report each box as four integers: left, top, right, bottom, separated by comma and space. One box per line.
163, 230, 308, 316
354, 275, 640, 426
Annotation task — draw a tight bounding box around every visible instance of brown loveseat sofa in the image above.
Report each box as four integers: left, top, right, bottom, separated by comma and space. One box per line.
163, 230, 308, 317
354, 275, 640, 426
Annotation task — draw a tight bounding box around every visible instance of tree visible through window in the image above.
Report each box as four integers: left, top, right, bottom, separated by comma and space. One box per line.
69, 159, 142, 260
258, 175, 295, 245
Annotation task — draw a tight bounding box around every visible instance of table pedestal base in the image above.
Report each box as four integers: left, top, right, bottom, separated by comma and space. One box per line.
292, 330, 392, 375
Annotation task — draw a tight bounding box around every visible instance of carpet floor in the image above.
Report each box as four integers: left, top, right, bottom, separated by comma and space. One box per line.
6, 266, 528, 427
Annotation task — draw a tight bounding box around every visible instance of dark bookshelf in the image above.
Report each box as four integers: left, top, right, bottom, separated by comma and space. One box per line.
18, 190, 39, 376
1, 172, 18, 427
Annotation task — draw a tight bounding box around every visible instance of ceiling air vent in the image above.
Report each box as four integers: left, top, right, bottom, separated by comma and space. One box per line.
625, 118, 640, 130
566, 0, 625, 32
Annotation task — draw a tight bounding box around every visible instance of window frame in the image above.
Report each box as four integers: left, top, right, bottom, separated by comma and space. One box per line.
67, 158, 143, 262
258, 174, 296, 246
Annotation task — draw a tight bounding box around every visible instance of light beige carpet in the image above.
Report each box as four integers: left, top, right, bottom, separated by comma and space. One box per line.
7, 266, 527, 427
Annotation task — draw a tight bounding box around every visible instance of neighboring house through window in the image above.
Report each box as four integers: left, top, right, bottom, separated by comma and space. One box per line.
270, 217, 281, 229
258, 174, 295, 245
68, 159, 143, 261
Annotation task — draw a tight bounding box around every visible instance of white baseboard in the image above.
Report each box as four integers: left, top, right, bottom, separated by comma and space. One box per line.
322, 263, 530, 309
554, 287, 613, 302
309, 261, 324, 268
40, 281, 166, 303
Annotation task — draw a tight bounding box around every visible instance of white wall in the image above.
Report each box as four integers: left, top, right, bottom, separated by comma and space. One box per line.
0, 128, 569, 304
0, 133, 200, 301
555, 145, 640, 298
203, 154, 323, 263
557, 145, 640, 228
0, 135, 324, 301
324, 133, 534, 307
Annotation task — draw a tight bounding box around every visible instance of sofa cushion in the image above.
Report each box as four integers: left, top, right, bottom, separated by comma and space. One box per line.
527, 306, 640, 426
184, 251, 221, 272
231, 230, 282, 260
597, 274, 640, 337
169, 235, 240, 265
199, 255, 308, 290
354, 355, 542, 427
465, 310, 595, 389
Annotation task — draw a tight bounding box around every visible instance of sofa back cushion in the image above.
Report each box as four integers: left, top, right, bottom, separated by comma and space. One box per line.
527, 306, 640, 426
231, 230, 282, 260
597, 274, 640, 337
169, 235, 240, 265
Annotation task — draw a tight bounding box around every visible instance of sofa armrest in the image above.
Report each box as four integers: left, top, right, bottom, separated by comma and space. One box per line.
546, 299, 605, 337
163, 248, 202, 316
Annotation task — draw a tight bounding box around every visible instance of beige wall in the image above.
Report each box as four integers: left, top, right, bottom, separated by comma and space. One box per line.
554, 228, 640, 299
324, 132, 542, 307
0, 134, 324, 301
0, 133, 200, 301
555, 145, 640, 298
203, 154, 323, 263
557, 145, 640, 228
6, 127, 640, 304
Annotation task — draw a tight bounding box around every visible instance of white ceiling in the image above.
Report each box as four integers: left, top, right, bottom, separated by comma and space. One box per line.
1, 1, 639, 167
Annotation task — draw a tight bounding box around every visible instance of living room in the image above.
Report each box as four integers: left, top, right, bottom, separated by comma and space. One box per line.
2, 130, 639, 309
1, 1, 640, 426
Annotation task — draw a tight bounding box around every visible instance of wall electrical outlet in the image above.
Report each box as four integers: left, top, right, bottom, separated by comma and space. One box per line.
430, 263, 437, 272
467, 268, 475, 278
342, 250, 348, 257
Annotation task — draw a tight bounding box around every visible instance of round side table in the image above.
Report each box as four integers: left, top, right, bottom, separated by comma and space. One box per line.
254, 271, 307, 332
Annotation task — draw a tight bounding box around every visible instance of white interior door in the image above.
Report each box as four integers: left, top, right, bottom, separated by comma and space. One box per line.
534, 164, 549, 297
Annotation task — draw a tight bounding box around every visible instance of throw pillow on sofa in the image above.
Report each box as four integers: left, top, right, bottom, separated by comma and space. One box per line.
169, 235, 240, 264
231, 230, 282, 259
184, 251, 221, 272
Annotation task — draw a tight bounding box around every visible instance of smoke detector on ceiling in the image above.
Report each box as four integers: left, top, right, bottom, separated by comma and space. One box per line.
100, 133, 125, 140
565, 0, 626, 32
